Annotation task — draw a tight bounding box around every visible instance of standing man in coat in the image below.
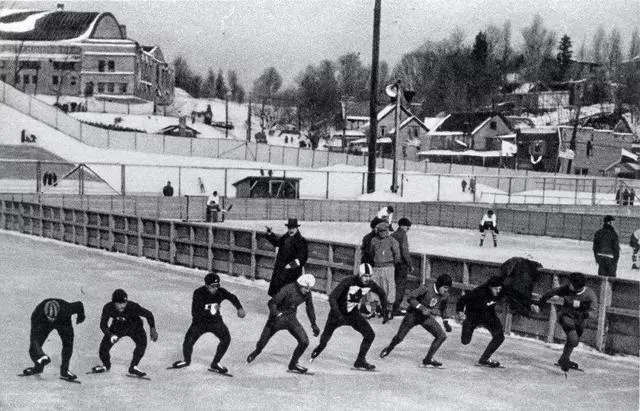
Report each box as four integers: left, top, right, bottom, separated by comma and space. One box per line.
592, 215, 620, 277
391, 217, 413, 316
266, 218, 309, 297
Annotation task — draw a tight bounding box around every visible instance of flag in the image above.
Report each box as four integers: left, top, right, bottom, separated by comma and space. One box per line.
621, 148, 638, 163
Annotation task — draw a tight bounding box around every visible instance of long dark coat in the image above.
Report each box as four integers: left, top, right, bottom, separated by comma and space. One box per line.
266, 231, 308, 297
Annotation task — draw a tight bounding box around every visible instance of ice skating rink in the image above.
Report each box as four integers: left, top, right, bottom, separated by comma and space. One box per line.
0, 231, 638, 411
218, 220, 639, 281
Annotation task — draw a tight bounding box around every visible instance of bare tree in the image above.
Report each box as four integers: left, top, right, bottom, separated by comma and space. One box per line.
591, 26, 607, 63
607, 28, 623, 77
521, 15, 556, 82
629, 27, 640, 59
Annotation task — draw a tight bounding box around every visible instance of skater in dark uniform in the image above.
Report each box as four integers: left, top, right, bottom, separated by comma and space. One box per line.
246, 274, 320, 374
456, 276, 510, 367
310, 263, 389, 370
22, 298, 85, 381
380, 274, 453, 367
91, 289, 158, 377
171, 273, 246, 374
537, 272, 597, 372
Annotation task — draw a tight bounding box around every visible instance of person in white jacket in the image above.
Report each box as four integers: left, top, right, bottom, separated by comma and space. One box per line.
479, 210, 498, 247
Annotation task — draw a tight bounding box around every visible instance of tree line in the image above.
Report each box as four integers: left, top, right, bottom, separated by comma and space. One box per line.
173, 57, 246, 103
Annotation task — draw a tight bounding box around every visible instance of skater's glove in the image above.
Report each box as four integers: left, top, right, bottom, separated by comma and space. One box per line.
529, 304, 540, 314
150, 327, 158, 342
456, 312, 466, 323
110, 335, 119, 344
312, 324, 320, 337
76, 313, 85, 325
382, 313, 389, 325
443, 320, 452, 333
237, 308, 246, 318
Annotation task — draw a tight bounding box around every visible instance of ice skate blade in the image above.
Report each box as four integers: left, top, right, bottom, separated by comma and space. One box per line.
126, 374, 151, 380
60, 377, 81, 384
208, 368, 233, 377
286, 370, 314, 376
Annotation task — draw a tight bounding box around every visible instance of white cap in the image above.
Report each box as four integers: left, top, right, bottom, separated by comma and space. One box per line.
296, 274, 316, 288
359, 263, 373, 276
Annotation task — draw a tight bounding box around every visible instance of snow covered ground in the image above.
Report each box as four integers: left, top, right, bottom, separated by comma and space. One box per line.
0, 230, 637, 410
216, 220, 639, 281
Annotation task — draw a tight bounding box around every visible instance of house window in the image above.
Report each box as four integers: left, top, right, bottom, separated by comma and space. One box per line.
107, 83, 114, 93
23, 74, 29, 84
53, 61, 75, 71
120, 83, 127, 93
108, 61, 115, 72
52, 75, 59, 85
70, 76, 76, 86
97, 82, 105, 93
0, 74, 5, 82
380, 126, 386, 136
98, 60, 105, 72
32, 75, 37, 84
490, 121, 497, 130
0, 60, 5, 68
586, 140, 593, 157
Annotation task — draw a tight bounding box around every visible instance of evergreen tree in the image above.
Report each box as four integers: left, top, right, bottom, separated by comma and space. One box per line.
214, 69, 228, 99
556, 34, 572, 81
227, 70, 245, 103
201, 68, 216, 98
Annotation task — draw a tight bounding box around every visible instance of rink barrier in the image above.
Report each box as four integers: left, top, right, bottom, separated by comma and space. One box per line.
1, 199, 638, 356
223, 198, 640, 243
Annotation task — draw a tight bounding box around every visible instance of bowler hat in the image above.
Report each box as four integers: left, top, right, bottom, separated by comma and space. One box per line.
285, 218, 301, 228
603, 215, 615, 223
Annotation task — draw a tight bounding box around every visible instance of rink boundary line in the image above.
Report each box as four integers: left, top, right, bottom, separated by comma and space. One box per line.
1, 229, 637, 366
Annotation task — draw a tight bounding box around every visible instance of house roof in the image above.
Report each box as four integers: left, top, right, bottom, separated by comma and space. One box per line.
578, 112, 633, 133
506, 116, 535, 130
434, 111, 512, 134
0, 10, 105, 41
156, 125, 200, 135
418, 149, 503, 158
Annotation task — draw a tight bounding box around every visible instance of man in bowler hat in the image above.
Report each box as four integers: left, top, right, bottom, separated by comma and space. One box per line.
265, 218, 309, 297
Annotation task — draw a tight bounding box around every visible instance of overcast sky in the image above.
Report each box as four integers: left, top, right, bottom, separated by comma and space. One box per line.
7, 0, 640, 89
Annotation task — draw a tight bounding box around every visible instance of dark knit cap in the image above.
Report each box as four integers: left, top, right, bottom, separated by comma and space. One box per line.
398, 217, 412, 227
436, 274, 453, 289
370, 217, 383, 230
112, 288, 128, 303
569, 272, 586, 289
205, 273, 220, 285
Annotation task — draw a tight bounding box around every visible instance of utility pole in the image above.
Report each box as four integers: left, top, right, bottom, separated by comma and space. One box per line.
246, 94, 252, 141
391, 80, 401, 193
367, 0, 381, 193
225, 91, 230, 138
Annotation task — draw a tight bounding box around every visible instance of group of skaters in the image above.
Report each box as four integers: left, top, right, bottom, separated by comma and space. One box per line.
20, 210, 605, 382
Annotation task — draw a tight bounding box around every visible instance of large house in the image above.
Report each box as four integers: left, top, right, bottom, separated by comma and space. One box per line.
0, 5, 174, 107
418, 111, 515, 166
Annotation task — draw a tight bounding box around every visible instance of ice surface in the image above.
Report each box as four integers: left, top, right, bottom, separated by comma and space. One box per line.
0, 230, 637, 411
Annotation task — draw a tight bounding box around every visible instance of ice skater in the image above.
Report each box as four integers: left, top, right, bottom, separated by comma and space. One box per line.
21, 298, 85, 382
170, 273, 245, 374
537, 273, 597, 372
456, 276, 509, 368
91, 289, 158, 378
380, 274, 453, 367
310, 263, 389, 371
479, 209, 498, 247
246, 274, 320, 374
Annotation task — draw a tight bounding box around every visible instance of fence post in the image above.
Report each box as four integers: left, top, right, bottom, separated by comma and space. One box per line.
207, 225, 214, 271
595, 279, 612, 352
542, 178, 546, 205
574, 178, 579, 205
120, 164, 126, 195
507, 177, 512, 205
436, 175, 440, 202
250, 230, 257, 279
178, 167, 182, 197
591, 179, 596, 206
325, 172, 330, 199
326, 244, 334, 294
462, 261, 470, 284
224, 169, 228, 198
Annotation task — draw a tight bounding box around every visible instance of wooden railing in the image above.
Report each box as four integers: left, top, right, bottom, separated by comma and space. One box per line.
1, 198, 637, 355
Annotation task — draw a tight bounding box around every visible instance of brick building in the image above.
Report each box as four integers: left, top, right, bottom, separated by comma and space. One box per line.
0, 6, 173, 107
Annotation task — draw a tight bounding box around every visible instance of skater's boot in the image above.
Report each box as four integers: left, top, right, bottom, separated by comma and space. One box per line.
288, 363, 308, 374
246, 351, 259, 364
478, 358, 501, 368
36, 355, 50, 370
22, 366, 42, 376
171, 360, 189, 369
309, 348, 320, 362
422, 358, 443, 367
379, 346, 393, 358
557, 358, 570, 372
632, 263, 639, 270
210, 362, 228, 374
60, 370, 77, 381
353, 358, 376, 371
91, 365, 109, 373
567, 360, 579, 370
493, 240, 497, 247
479, 239, 484, 247
128, 365, 146, 377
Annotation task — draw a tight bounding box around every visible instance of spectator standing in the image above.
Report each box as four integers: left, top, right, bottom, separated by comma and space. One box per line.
461, 179, 467, 192
368, 221, 400, 318
592, 215, 620, 277
265, 218, 309, 297
391, 218, 413, 316
630, 228, 640, 270
162, 181, 174, 197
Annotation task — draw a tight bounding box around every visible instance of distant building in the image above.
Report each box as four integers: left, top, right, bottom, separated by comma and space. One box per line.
0, 5, 174, 107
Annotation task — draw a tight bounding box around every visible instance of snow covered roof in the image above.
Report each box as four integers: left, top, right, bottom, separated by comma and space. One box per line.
0, 9, 124, 41
423, 116, 446, 130
346, 115, 369, 121
350, 137, 392, 144
330, 130, 366, 137
434, 112, 511, 134
418, 149, 504, 158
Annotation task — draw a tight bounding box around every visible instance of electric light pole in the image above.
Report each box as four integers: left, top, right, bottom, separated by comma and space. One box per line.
367, 0, 381, 193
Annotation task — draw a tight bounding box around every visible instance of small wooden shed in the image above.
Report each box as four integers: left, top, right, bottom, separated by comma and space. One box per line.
233, 176, 301, 198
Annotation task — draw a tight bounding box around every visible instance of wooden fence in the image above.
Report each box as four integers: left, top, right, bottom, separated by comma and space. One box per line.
1, 198, 637, 355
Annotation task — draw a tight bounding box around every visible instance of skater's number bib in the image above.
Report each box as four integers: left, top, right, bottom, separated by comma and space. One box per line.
572, 300, 580, 308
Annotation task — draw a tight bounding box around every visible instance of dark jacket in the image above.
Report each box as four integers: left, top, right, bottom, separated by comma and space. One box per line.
162, 185, 174, 197
31, 299, 85, 328
191, 286, 243, 323
592, 225, 620, 262
538, 285, 597, 322
406, 284, 449, 319
329, 275, 388, 319
455, 285, 502, 321
100, 301, 155, 337
360, 230, 377, 264
267, 230, 309, 297
370, 230, 400, 267
268, 283, 317, 327
500, 257, 543, 315
391, 228, 412, 268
